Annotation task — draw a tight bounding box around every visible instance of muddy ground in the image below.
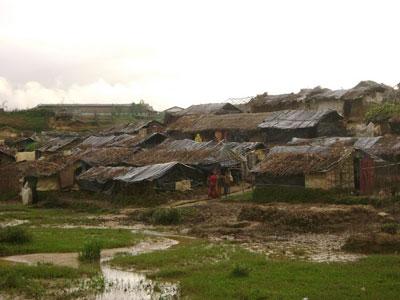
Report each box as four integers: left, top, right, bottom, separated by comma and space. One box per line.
104, 199, 400, 262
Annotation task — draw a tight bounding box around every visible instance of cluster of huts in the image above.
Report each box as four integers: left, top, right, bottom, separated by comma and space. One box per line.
2, 80, 400, 200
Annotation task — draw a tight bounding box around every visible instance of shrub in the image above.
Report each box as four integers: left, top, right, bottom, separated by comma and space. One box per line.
151, 208, 182, 225
0, 226, 32, 244
381, 223, 400, 235
252, 186, 375, 206
365, 103, 400, 123
231, 264, 251, 277
0, 270, 23, 289
79, 240, 102, 262
343, 233, 400, 254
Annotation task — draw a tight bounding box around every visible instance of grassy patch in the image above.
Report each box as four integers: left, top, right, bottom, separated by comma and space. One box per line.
230, 264, 251, 277
0, 260, 100, 299
381, 223, 400, 235
365, 103, 400, 123
110, 240, 400, 299
0, 226, 31, 244
79, 240, 102, 262
0, 109, 53, 131
0, 227, 142, 256
224, 191, 253, 202
0, 192, 18, 202
250, 186, 386, 206
238, 205, 375, 233
131, 207, 200, 225
0, 203, 108, 226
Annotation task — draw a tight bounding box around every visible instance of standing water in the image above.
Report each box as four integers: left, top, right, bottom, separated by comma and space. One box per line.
3, 237, 180, 300
97, 238, 180, 300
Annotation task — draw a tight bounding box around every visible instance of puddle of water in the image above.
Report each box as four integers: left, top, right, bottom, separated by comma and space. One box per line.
240, 233, 366, 263
98, 265, 178, 300
2, 236, 180, 300
0, 219, 28, 228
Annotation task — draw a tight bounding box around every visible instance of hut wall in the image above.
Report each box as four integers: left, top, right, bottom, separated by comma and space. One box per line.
0, 164, 20, 192
0, 153, 15, 165
114, 164, 205, 195
37, 176, 60, 191
344, 94, 384, 122
305, 156, 354, 190
255, 173, 305, 187
262, 127, 316, 144
359, 156, 375, 195
306, 99, 345, 114
373, 164, 400, 195
15, 151, 36, 162
305, 173, 327, 189
59, 164, 76, 189
250, 101, 304, 113
316, 113, 346, 137
167, 131, 194, 141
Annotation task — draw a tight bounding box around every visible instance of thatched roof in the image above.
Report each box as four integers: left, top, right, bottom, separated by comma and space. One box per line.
364, 135, 400, 160
174, 103, 242, 116
79, 147, 136, 167
258, 109, 342, 130
167, 112, 271, 133
252, 145, 352, 176
342, 81, 391, 100
124, 139, 218, 166
99, 120, 163, 136
250, 81, 394, 109
124, 139, 264, 167
17, 160, 63, 177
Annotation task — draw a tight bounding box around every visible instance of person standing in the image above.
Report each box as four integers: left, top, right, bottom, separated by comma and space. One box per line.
207, 170, 219, 199
223, 169, 232, 197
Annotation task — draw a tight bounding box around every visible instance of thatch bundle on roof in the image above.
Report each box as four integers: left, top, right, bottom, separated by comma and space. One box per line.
253, 150, 350, 177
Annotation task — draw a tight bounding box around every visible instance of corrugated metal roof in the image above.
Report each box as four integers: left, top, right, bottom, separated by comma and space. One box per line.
165, 139, 217, 151
258, 109, 341, 129
79, 162, 195, 184
77, 166, 130, 183
353, 137, 382, 150
39, 136, 79, 152
269, 145, 331, 155
80, 135, 117, 148
115, 162, 183, 183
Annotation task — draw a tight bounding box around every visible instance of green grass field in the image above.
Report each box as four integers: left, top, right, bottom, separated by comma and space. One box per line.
0, 227, 143, 256
111, 240, 400, 299
0, 202, 114, 226
0, 259, 102, 299
0, 109, 53, 131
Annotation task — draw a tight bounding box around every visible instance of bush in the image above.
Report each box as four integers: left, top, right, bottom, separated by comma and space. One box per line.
79, 240, 102, 262
231, 264, 251, 277
365, 103, 400, 123
151, 208, 182, 225
252, 186, 374, 206
381, 223, 400, 235
343, 233, 400, 254
0, 270, 23, 289
0, 227, 32, 244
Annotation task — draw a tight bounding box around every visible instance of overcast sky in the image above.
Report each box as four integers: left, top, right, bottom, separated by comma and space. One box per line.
1, 0, 400, 111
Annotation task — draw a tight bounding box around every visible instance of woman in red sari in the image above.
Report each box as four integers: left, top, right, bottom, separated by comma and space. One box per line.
208, 171, 219, 199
